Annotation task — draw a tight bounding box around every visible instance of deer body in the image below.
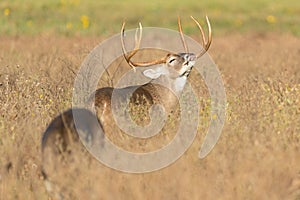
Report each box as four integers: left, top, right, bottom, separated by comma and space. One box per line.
91, 53, 196, 128
41, 16, 212, 199
41, 108, 103, 199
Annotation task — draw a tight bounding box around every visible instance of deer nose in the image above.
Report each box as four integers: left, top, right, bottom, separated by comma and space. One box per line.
188, 53, 196, 61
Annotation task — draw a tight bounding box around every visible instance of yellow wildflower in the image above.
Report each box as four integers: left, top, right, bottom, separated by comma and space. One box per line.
80, 15, 89, 29
4, 8, 10, 16
212, 114, 217, 120
66, 22, 73, 30
266, 15, 277, 24
27, 20, 33, 27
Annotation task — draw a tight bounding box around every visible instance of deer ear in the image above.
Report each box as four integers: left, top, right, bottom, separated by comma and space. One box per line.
143, 68, 165, 79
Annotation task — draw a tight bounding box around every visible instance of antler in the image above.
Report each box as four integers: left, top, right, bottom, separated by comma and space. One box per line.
177, 16, 189, 53
120, 16, 212, 69
177, 16, 212, 58
121, 22, 167, 69
190, 16, 212, 58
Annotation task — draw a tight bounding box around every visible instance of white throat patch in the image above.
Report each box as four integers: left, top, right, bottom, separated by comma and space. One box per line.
174, 76, 187, 93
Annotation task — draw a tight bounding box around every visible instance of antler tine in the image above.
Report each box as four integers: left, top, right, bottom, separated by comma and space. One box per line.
178, 16, 189, 53
121, 21, 143, 70
190, 16, 212, 58
128, 22, 142, 61
120, 21, 167, 68
120, 21, 129, 63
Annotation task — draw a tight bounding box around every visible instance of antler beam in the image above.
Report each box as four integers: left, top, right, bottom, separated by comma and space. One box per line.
177, 16, 189, 53
190, 16, 212, 58
121, 22, 167, 69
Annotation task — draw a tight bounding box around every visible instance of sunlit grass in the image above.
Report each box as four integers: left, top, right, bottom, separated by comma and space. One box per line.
0, 34, 299, 198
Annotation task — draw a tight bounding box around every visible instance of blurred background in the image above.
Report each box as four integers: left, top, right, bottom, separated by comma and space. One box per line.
1, 0, 300, 36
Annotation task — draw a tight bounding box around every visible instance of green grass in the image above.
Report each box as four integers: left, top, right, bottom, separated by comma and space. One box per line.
1, 0, 300, 36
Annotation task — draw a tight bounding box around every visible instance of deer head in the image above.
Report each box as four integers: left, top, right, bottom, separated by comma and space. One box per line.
120, 16, 212, 94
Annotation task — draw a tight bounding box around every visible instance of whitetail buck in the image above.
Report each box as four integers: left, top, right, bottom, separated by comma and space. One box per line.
41, 16, 212, 199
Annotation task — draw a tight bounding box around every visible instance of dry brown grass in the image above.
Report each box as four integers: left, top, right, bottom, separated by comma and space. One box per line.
0, 33, 299, 199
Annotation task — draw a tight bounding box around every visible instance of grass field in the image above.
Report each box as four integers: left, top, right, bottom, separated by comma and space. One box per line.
0, 0, 300, 199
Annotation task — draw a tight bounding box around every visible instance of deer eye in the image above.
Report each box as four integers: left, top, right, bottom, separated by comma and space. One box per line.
169, 58, 176, 64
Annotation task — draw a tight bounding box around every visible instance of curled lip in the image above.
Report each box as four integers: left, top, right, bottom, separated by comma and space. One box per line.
179, 53, 196, 66
188, 53, 197, 61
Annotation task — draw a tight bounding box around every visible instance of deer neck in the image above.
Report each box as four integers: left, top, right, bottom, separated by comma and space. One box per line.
146, 75, 187, 112
173, 76, 187, 95
145, 65, 188, 96
155, 73, 187, 96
